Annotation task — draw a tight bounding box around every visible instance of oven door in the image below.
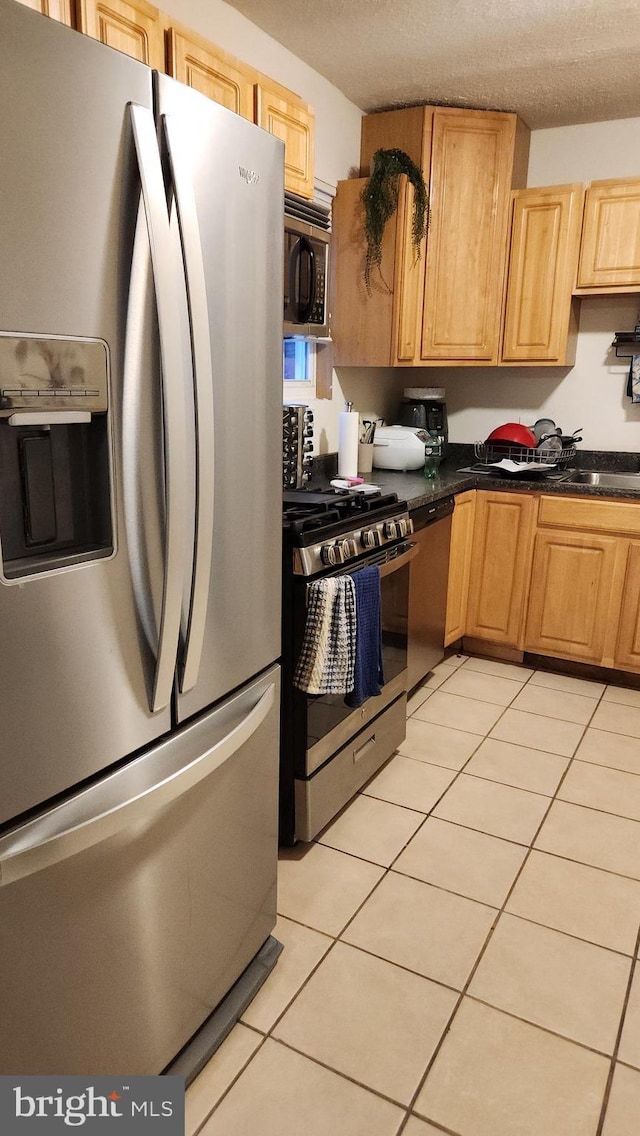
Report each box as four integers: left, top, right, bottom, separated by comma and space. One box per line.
300, 539, 418, 775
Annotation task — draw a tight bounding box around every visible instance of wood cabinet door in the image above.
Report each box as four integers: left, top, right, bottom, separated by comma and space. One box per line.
77, 0, 164, 68
525, 530, 619, 663
445, 491, 476, 646
614, 541, 640, 671
166, 28, 254, 120
255, 81, 314, 199
330, 177, 399, 367
501, 184, 583, 364
359, 107, 433, 366
466, 491, 536, 646
577, 178, 640, 290
15, 0, 73, 23
421, 109, 517, 362
391, 177, 427, 364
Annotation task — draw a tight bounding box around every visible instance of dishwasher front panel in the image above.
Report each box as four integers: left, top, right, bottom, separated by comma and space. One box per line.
407, 502, 453, 690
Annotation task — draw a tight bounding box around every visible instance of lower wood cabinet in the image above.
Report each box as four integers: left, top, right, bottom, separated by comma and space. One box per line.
614, 542, 640, 669
524, 530, 620, 664
444, 487, 640, 675
444, 491, 476, 646
465, 491, 536, 647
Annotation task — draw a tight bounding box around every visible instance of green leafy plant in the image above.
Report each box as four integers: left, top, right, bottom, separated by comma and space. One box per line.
360, 148, 428, 291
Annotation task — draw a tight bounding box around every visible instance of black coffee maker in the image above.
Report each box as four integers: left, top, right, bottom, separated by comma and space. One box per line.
397, 387, 448, 456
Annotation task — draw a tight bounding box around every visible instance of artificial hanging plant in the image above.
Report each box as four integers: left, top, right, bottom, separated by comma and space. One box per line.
360, 148, 428, 292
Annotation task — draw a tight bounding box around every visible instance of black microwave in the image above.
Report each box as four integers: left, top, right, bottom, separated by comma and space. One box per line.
283, 215, 330, 338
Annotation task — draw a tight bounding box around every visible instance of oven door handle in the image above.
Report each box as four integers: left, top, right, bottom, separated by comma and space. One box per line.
379, 541, 419, 578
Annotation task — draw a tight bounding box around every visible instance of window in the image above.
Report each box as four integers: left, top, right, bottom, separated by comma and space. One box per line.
283, 338, 316, 397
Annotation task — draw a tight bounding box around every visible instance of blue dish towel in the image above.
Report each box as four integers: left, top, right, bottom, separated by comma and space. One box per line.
345, 564, 385, 708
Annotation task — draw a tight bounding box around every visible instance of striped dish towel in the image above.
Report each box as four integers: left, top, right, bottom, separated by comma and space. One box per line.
628, 355, 640, 403
293, 576, 356, 694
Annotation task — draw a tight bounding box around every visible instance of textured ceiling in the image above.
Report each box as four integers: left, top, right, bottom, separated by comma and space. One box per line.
226, 0, 640, 128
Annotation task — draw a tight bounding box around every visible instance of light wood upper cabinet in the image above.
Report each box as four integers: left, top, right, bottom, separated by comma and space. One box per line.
331, 175, 426, 367
165, 27, 316, 186
166, 28, 254, 120
466, 491, 536, 647
15, 0, 73, 23
77, 0, 164, 68
332, 105, 528, 367
331, 177, 402, 367
445, 491, 476, 646
421, 109, 525, 363
501, 184, 583, 365
576, 178, 640, 292
255, 79, 314, 199
332, 107, 431, 366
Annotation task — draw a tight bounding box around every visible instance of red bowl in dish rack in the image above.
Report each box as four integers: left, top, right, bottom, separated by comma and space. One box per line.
485, 422, 537, 449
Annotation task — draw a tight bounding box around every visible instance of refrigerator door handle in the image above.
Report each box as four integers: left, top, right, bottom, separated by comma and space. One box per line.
162, 112, 215, 695
0, 683, 276, 888
129, 103, 188, 713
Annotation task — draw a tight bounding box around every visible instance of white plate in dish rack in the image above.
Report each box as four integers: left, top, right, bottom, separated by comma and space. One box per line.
488, 458, 558, 473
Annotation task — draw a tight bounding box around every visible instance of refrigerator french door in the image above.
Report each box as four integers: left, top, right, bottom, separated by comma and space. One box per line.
0, 0, 283, 1076
155, 72, 283, 724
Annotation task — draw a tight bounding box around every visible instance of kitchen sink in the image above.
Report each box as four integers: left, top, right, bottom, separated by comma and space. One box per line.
562, 470, 640, 490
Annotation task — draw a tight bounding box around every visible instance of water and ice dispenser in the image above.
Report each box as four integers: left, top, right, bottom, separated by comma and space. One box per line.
0, 334, 113, 579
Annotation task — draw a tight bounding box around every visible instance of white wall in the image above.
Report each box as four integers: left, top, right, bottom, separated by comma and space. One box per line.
527, 117, 640, 186
158, 0, 362, 190
440, 294, 640, 449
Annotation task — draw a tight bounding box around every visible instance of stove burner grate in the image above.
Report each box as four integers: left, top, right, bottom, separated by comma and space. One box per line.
282, 487, 400, 535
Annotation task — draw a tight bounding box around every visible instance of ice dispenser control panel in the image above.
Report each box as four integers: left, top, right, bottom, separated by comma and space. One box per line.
0, 334, 108, 415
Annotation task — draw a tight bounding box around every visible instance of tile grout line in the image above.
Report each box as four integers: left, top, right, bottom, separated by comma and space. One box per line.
201, 660, 634, 1132
273, 662, 613, 1131
398, 668, 613, 1127
595, 933, 640, 1135
188, 1030, 271, 1136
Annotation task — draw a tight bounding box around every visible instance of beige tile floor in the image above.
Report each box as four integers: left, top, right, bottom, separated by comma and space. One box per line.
186, 653, 640, 1136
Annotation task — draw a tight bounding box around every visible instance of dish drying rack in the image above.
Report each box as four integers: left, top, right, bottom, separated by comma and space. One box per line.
612, 330, 640, 359
474, 442, 577, 467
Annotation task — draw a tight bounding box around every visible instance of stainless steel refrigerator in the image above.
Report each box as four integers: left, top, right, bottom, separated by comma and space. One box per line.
0, 0, 283, 1076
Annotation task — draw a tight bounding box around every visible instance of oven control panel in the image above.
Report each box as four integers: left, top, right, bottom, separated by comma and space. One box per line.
294, 512, 413, 575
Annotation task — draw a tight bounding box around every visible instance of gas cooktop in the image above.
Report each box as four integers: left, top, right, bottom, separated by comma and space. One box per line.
282, 487, 402, 537
282, 486, 411, 574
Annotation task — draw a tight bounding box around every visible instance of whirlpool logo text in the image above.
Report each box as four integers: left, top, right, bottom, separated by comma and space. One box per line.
0, 1076, 184, 1134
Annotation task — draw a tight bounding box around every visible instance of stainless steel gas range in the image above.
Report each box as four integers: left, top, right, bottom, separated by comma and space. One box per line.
280, 487, 415, 844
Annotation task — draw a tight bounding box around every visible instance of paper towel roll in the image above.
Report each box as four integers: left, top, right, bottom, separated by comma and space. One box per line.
338, 411, 360, 478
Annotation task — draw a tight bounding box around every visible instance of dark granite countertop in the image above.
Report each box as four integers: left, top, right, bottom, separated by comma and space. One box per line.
311, 445, 640, 511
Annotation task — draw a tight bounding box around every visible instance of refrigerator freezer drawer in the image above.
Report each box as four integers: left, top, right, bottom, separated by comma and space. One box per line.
0, 665, 280, 1075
